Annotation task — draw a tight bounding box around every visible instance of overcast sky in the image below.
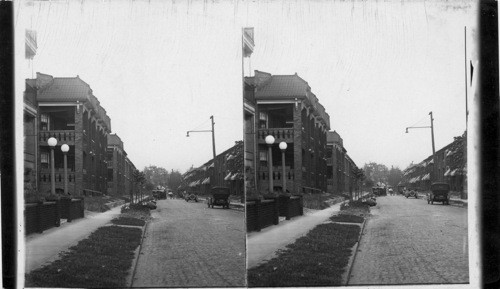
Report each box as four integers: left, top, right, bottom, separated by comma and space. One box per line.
19, 0, 477, 172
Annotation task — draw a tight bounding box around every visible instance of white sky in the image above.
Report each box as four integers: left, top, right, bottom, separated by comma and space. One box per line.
19, 0, 478, 172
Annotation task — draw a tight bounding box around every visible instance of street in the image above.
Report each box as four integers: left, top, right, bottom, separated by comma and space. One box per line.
131, 199, 246, 287
349, 194, 468, 285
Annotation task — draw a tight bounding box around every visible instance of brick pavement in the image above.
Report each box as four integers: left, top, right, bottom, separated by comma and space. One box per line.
131, 199, 246, 287
348, 195, 469, 285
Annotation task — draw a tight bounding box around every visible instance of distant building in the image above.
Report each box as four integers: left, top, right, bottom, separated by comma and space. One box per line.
28, 73, 112, 196
402, 132, 466, 194
326, 131, 359, 195
107, 134, 134, 196
245, 70, 330, 195
182, 141, 244, 196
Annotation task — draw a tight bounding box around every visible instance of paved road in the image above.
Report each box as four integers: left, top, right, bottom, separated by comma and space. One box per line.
349, 195, 468, 285
132, 199, 246, 287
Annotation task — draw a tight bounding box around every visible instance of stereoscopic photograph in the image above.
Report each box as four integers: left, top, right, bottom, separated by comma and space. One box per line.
17, 0, 478, 288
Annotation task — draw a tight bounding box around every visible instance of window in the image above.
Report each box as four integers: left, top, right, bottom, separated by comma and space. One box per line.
41, 152, 49, 169
40, 114, 50, 131
259, 112, 268, 128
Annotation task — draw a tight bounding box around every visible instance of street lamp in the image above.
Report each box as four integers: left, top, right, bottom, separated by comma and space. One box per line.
265, 135, 275, 194
279, 141, 287, 194
48, 137, 58, 195
61, 144, 70, 196
406, 112, 437, 181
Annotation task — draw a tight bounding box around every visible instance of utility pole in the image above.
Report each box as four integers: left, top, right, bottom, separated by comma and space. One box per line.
429, 112, 437, 181
186, 116, 217, 186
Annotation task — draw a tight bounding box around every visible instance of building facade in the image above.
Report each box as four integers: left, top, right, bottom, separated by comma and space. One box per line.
182, 141, 244, 197
326, 131, 359, 195
402, 132, 467, 194
29, 73, 112, 197
24, 30, 38, 201
106, 134, 128, 196
245, 71, 330, 195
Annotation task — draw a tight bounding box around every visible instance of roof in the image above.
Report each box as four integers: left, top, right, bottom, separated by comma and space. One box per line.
108, 134, 123, 147
37, 76, 91, 102
31, 72, 111, 131
253, 72, 309, 99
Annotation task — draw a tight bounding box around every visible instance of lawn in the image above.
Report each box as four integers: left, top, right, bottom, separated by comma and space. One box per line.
25, 225, 143, 288
247, 199, 369, 287
84, 195, 124, 212
248, 223, 361, 287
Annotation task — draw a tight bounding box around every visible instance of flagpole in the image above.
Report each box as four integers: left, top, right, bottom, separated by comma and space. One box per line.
465, 26, 468, 126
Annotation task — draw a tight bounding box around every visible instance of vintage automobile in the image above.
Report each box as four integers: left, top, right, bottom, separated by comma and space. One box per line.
405, 189, 419, 198
207, 186, 230, 209
184, 192, 198, 202
427, 182, 450, 205
372, 186, 387, 196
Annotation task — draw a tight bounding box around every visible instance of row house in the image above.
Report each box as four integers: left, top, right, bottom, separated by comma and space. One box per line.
326, 131, 359, 195
401, 132, 466, 193
245, 71, 330, 195
106, 134, 136, 197
26, 72, 112, 197
182, 141, 244, 196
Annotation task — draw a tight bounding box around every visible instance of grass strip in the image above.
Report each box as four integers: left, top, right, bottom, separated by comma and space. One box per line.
248, 223, 361, 287
111, 216, 146, 226
25, 226, 142, 288
330, 214, 365, 223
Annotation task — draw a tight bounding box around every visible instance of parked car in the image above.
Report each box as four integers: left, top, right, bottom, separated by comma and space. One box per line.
185, 193, 198, 202
427, 182, 450, 205
372, 186, 387, 196
207, 186, 230, 209
405, 189, 418, 198
144, 200, 157, 210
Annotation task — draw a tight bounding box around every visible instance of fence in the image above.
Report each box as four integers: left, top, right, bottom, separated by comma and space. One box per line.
25, 198, 85, 235
59, 197, 85, 222
246, 195, 304, 232
246, 198, 279, 232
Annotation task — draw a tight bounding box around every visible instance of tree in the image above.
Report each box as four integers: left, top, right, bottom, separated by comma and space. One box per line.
352, 167, 365, 200
387, 166, 403, 188
133, 169, 146, 204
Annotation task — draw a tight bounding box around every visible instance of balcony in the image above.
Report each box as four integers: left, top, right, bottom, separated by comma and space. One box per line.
39, 168, 76, 184
39, 130, 76, 145
258, 128, 294, 143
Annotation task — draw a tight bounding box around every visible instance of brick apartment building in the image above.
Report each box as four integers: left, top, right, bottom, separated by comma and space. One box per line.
24, 30, 38, 199
107, 133, 134, 196
182, 141, 244, 196
26, 72, 112, 197
245, 71, 330, 195
326, 131, 359, 195
242, 27, 258, 198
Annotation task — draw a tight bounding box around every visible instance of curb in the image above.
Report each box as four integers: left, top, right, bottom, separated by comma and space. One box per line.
128, 220, 149, 288
343, 218, 367, 286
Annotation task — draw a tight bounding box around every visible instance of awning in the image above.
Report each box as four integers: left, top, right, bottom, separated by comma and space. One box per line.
224, 172, 232, 181
450, 169, 459, 176
231, 173, 240, 180
208, 163, 214, 169
226, 154, 235, 161
202, 178, 210, 185
422, 173, 430, 181
444, 168, 452, 177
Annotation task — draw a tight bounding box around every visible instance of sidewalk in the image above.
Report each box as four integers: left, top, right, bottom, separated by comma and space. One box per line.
246, 201, 345, 269
25, 204, 123, 273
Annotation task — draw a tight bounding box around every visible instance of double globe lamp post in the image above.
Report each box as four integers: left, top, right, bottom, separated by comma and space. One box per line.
264, 135, 288, 195
48, 137, 70, 196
